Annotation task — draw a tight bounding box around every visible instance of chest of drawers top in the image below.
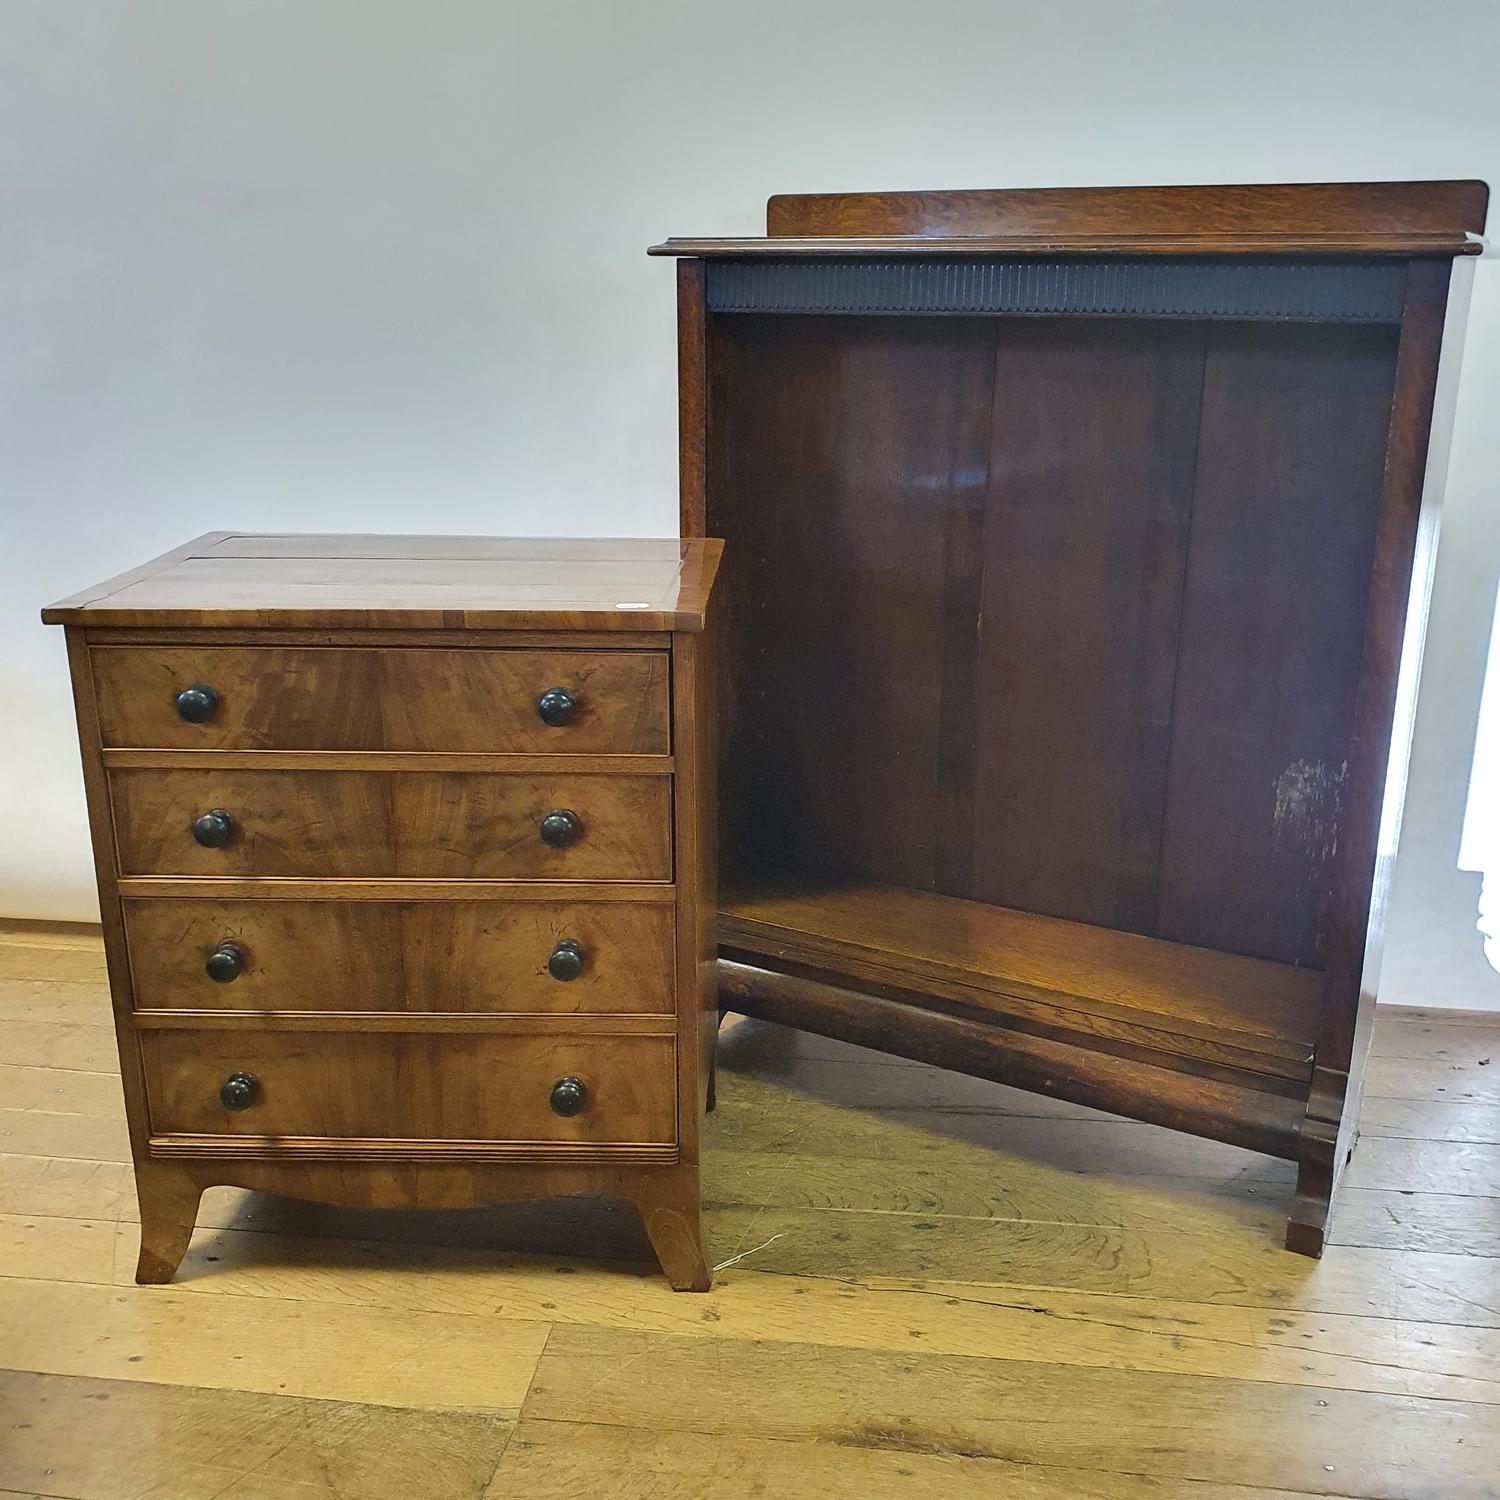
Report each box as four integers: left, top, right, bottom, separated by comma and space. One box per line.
43, 531, 723, 635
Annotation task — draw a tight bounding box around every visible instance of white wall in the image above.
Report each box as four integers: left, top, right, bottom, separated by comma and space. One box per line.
2, 0, 1497, 1007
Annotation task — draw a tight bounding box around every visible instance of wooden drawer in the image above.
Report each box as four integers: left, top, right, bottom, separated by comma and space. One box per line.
91, 645, 670, 755
123, 897, 675, 1014
109, 769, 673, 880
141, 1029, 676, 1145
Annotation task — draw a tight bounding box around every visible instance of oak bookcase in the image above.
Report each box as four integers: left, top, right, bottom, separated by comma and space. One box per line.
653, 181, 1487, 1253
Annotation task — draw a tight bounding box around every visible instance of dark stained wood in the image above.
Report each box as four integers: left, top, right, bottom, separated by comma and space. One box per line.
92, 644, 671, 754
717, 962, 1303, 1159
664, 181, 1485, 1258
659, 181, 1494, 261
108, 767, 673, 881
653, 231, 1486, 258
655, 182, 1491, 262
762, 181, 1490, 242
720, 882, 1318, 1082
1155, 323, 1401, 967
1290, 259, 1462, 1255
932, 338, 997, 894
43, 534, 722, 634
971, 322, 1204, 930
677, 258, 709, 535
121, 897, 675, 1014
709, 315, 996, 889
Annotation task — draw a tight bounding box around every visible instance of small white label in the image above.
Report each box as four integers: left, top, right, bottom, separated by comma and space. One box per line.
615, 601, 651, 610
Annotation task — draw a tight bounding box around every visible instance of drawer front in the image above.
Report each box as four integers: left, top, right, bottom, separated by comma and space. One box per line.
142, 1029, 675, 1144
109, 769, 673, 880
92, 645, 670, 754
123, 898, 675, 1014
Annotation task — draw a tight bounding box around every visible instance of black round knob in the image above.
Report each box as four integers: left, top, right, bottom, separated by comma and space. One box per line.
190, 808, 234, 848
537, 688, 579, 727
219, 1072, 257, 1111
539, 809, 581, 848
205, 942, 245, 983
547, 938, 584, 982
549, 1076, 587, 1117
175, 682, 220, 724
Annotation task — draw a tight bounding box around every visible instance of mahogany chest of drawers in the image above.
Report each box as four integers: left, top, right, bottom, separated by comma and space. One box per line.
43, 532, 723, 1290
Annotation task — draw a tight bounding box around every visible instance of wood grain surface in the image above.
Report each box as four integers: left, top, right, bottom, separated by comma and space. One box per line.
109, 767, 673, 880
121, 896, 675, 1014
43, 533, 723, 633
761, 180, 1490, 242
140, 1027, 676, 1145
2, 923, 1498, 1497
720, 882, 1320, 1063
674, 184, 1474, 1260
1154, 323, 1400, 966
47, 540, 720, 1292
92, 643, 671, 754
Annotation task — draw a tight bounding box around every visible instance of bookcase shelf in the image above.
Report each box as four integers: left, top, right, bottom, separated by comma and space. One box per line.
722, 882, 1319, 1089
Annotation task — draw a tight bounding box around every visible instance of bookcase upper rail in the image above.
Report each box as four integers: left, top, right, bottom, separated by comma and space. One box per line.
651, 179, 1488, 260
649, 231, 1482, 259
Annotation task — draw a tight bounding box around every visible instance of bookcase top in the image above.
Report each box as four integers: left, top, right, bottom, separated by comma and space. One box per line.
652, 179, 1488, 259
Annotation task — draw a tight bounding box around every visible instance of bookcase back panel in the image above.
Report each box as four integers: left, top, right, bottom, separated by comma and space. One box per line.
709, 311, 1401, 966
711, 316, 994, 889
1155, 323, 1399, 966
970, 320, 1205, 932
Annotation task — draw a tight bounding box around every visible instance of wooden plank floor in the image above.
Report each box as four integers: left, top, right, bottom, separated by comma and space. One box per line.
1, 923, 1497, 1499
